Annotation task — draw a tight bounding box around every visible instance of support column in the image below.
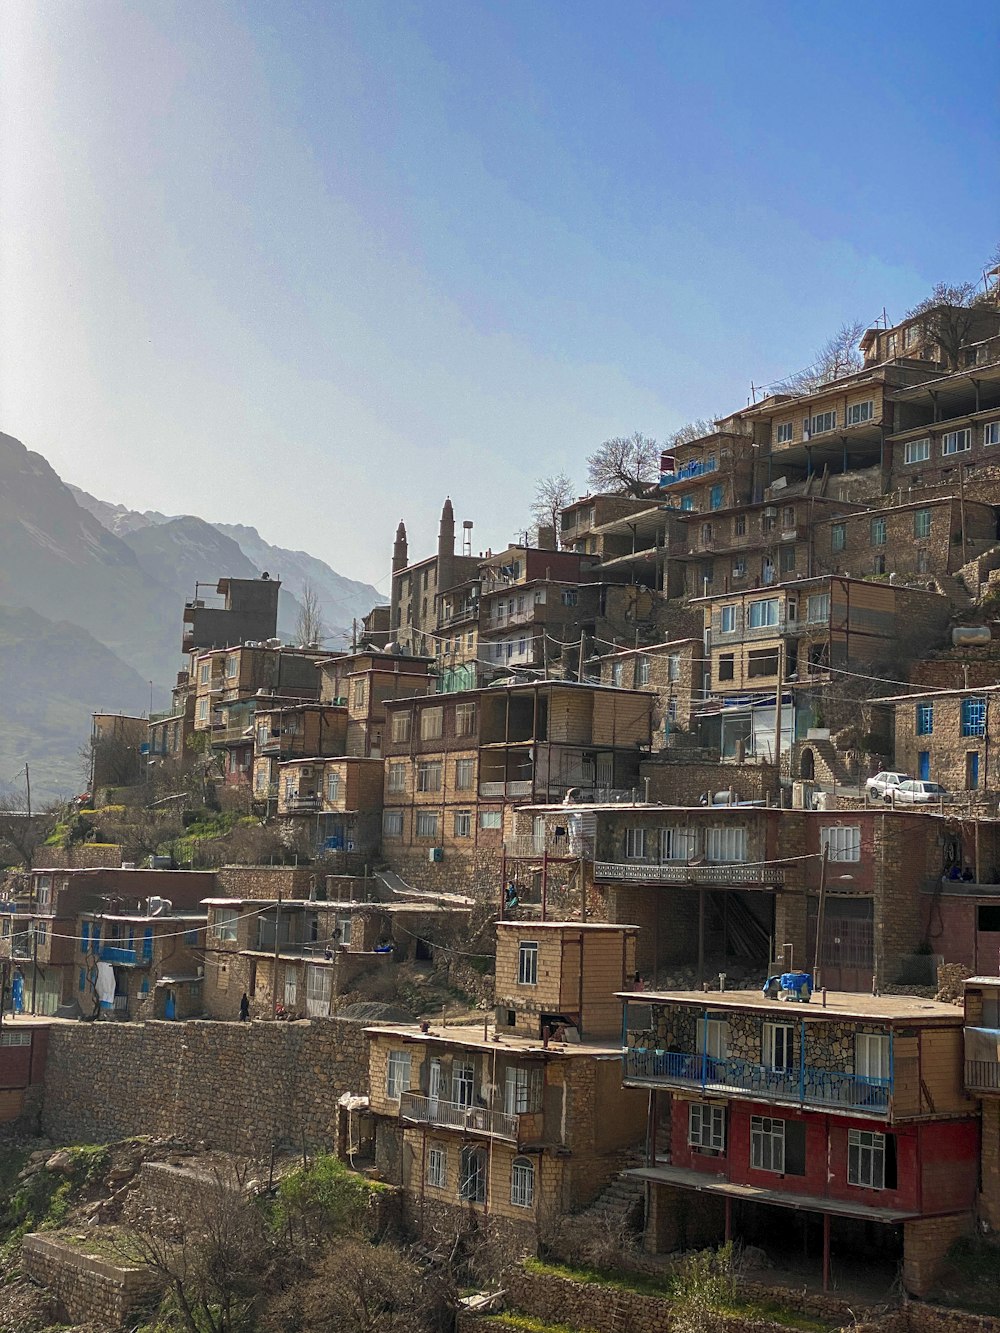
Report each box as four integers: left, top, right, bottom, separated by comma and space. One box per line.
724, 1196, 732, 1244
822, 1212, 831, 1292
697, 889, 706, 983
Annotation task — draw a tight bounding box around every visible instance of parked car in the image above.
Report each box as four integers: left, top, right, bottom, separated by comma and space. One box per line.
888, 780, 950, 805
866, 771, 909, 801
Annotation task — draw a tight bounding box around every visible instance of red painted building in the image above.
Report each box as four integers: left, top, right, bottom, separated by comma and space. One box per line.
0, 1020, 49, 1124
620, 986, 978, 1298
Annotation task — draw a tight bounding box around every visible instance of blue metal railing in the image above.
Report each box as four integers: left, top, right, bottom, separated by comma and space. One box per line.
98, 945, 152, 965
623, 1048, 891, 1114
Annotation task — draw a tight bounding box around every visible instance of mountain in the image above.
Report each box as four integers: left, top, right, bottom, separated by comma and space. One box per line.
66, 486, 171, 537
0, 434, 178, 687
211, 522, 383, 641
0, 604, 156, 801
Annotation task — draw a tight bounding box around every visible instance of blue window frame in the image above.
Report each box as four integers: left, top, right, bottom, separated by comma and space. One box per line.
142, 927, 153, 961
916, 704, 934, 736
710, 484, 724, 511
962, 697, 986, 737
81, 921, 90, 953
92, 924, 101, 950
78, 968, 85, 992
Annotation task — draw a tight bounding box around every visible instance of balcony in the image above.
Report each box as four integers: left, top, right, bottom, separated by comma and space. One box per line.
98, 946, 147, 965
623, 1050, 890, 1116
479, 780, 533, 799
594, 862, 785, 887
966, 1059, 1000, 1093
285, 795, 321, 812
399, 1091, 520, 1141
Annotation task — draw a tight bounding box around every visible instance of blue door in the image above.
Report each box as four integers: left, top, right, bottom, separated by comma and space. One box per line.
918, 751, 930, 781
968, 752, 980, 790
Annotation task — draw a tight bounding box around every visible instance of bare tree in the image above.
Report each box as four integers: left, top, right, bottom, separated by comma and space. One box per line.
664, 417, 718, 447
530, 472, 574, 544
295, 579, 327, 646
905, 283, 980, 371
0, 795, 58, 871
586, 432, 659, 496
780, 320, 866, 392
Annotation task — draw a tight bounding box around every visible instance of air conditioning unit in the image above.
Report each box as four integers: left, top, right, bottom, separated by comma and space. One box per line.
428, 847, 444, 863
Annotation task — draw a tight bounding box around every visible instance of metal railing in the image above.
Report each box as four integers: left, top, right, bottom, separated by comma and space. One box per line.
479, 780, 534, 799
965, 1059, 1000, 1092
285, 796, 321, 812
99, 946, 138, 965
594, 862, 785, 886
398, 1091, 518, 1141
623, 1049, 891, 1114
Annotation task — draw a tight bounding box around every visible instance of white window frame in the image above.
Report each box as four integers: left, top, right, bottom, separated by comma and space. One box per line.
459, 1145, 487, 1203
855, 1032, 890, 1080
750, 1116, 786, 1173
720, 605, 737, 634
688, 1102, 726, 1153
696, 1017, 729, 1059
747, 598, 779, 629
382, 810, 404, 837
427, 1144, 447, 1189
984, 422, 1000, 448
479, 810, 502, 830
283, 967, 297, 1009
211, 909, 238, 942
706, 826, 746, 863
453, 811, 472, 838
387, 762, 406, 794
846, 400, 874, 426
417, 760, 442, 793
386, 1049, 412, 1101
305, 964, 332, 1018
942, 428, 971, 456
821, 825, 861, 862
325, 770, 340, 803
455, 757, 475, 790
504, 1065, 542, 1115
848, 1128, 886, 1190
806, 592, 830, 624
225, 653, 239, 678
763, 1022, 794, 1072
635, 655, 651, 687
455, 703, 477, 736
624, 827, 647, 860
903, 437, 931, 465
518, 941, 539, 986
807, 410, 836, 436
510, 1157, 535, 1209
390, 712, 411, 743
775, 422, 793, 444
660, 827, 697, 862
420, 707, 444, 740
452, 1061, 475, 1108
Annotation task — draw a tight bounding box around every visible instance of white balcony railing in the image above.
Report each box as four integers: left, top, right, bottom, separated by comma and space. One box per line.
594, 862, 785, 885
398, 1091, 518, 1141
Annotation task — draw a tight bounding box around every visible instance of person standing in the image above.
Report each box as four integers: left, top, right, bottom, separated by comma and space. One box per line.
239, 992, 250, 1022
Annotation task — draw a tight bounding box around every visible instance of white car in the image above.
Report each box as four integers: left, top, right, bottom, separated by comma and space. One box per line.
866, 771, 909, 801
889, 780, 950, 805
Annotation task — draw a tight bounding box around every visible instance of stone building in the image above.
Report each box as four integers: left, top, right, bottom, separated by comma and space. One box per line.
75, 902, 207, 1020
182, 574, 280, 654
273, 755, 384, 858
249, 702, 349, 810
389, 498, 481, 657
365, 921, 647, 1240
317, 649, 433, 759
620, 986, 979, 1298
598, 638, 703, 742
963, 975, 1000, 1229
890, 684, 1000, 793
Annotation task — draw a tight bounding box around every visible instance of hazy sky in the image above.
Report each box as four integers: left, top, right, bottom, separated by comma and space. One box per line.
2, 2, 996, 588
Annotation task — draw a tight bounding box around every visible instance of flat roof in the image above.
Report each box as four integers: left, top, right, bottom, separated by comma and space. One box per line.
618, 988, 963, 1024
495, 920, 639, 932
598, 639, 699, 660
365, 1021, 622, 1057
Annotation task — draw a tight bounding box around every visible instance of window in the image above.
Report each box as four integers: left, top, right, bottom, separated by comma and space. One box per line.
688, 1102, 726, 1153
855, 1033, 890, 1080
427, 1145, 447, 1189
212, 909, 238, 942
455, 703, 477, 736
480, 810, 502, 830
904, 437, 931, 465
504, 1066, 542, 1114
284, 968, 297, 1008
636, 656, 651, 687
510, 1158, 535, 1209
914, 509, 931, 539
831, 524, 846, 553
452, 1062, 475, 1107
660, 827, 698, 862
985, 422, 1000, 448
386, 1050, 411, 1101
561, 588, 578, 607
806, 410, 836, 436
455, 758, 475, 790
417, 761, 442, 793
325, 770, 340, 803
848, 1128, 886, 1189
870, 517, 886, 547
775, 422, 793, 444
942, 428, 971, 456
420, 707, 443, 740
821, 825, 861, 862
680, 495, 694, 511
612, 661, 624, 686
916, 703, 934, 736
453, 811, 472, 838
518, 941, 539, 985
847, 400, 874, 426
706, 826, 746, 863
387, 762, 406, 794
382, 810, 404, 837
967, 751, 980, 791
718, 654, 735, 682
390, 712, 411, 743
747, 648, 779, 677
224, 653, 239, 678
873, 553, 886, 575
459, 1146, 487, 1203
624, 827, 647, 859
668, 654, 681, 682
415, 811, 439, 839
710, 485, 724, 511
748, 598, 779, 629
962, 697, 986, 737
80, 921, 90, 953
750, 1116, 785, 1172
763, 1023, 794, 1072
734, 515, 746, 536
806, 592, 830, 624
198, 698, 209, 723
780, 545, 796, 574
0, 1031, 31, 1047
720, 605, 737, 634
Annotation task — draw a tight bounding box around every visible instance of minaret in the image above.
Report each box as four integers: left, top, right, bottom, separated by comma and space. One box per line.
392, 521, 408, 574
437, 497, 455, 593
390, 521, 408, 634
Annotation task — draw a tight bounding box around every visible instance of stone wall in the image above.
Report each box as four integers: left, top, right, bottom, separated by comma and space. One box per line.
41, 843, 124, 869
41, 1016, 370, 1153
21, 1234, 162, 1330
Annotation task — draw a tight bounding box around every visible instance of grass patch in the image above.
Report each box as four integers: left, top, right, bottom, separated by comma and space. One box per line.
0, 1144, 111, 1272
485, 1315, 598, 1333
525, 1256, 668, 1298
269, 1154, 389, 1242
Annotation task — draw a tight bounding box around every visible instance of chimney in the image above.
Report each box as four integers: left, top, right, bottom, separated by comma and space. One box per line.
537, 524, 557, 552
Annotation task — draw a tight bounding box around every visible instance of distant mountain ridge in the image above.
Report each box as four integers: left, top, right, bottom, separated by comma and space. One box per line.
0, 433, 386, 797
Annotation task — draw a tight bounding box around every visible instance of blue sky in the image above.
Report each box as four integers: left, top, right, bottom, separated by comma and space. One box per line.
1, 1, 996, 587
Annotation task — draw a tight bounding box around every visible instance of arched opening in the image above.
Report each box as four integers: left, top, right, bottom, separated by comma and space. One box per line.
800, 748, 815, 781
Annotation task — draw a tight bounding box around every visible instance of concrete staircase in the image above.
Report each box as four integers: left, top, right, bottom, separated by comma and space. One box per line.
574, 1161, 647, 1235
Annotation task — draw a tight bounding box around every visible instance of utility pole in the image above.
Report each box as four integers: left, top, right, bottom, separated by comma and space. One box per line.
271, 893, 282, 1018
812, 846, 829, 990
959, 465, 969, 569
24, 764, 31, 819
773, 642, 784, 774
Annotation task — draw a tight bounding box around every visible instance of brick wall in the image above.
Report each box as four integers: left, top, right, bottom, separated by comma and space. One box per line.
41, 1017, 369, 1152
641, 759, 780, 806
903, 1213, 973, 1299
